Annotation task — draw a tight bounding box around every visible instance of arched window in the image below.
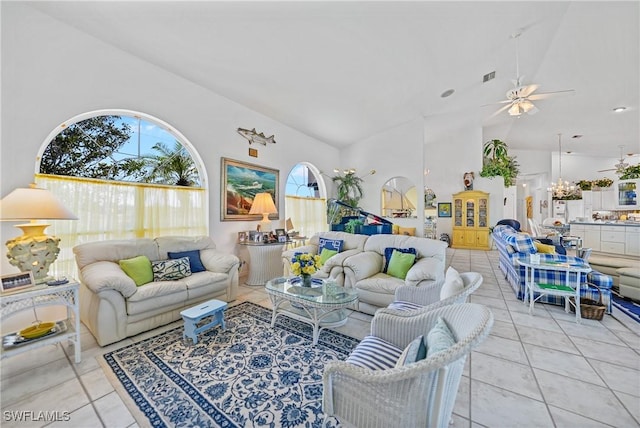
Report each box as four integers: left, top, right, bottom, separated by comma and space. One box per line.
35, 110, 208, 277
284, 163, 328, 238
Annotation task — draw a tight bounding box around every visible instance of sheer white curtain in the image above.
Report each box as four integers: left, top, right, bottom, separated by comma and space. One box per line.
35, 174, 207, 277
285, 195, 328, 238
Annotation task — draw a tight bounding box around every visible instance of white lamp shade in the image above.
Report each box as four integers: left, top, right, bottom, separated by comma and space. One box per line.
0, 184, 77, 221
248, 192, 277, 216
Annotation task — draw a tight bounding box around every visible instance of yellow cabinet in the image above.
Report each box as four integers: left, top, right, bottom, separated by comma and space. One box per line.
452, 190, 490, 249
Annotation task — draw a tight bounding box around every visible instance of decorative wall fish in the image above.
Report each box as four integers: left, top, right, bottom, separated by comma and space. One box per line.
237, 128, 276, 145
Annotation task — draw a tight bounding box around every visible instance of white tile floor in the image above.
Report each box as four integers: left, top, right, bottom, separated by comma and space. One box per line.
1, 248, 638, 427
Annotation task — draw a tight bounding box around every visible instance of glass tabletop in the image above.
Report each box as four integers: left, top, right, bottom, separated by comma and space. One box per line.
265, 277, 358, 305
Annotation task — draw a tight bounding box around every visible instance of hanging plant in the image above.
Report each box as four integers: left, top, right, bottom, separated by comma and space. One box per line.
620, 165, 640, 180
479, 140, 520, 187
576, 180, 592, 191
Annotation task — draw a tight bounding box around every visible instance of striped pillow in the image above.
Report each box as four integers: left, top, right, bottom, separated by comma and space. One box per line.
346, 336, 403, 370
387, 300, 423, 311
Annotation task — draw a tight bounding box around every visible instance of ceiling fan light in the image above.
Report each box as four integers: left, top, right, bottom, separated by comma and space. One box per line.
508, 103, 523, 116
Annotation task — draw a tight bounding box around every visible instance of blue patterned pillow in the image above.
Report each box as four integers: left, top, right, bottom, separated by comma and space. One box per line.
319, 238, 344, 254
152, 257, 192, 281
426, 317, 456, 357
383, 247, 417, 273
168, 250, 205, 273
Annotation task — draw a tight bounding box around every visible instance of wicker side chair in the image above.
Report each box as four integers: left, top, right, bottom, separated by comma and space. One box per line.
322, 303, 494, 428
380, 271, 483, 316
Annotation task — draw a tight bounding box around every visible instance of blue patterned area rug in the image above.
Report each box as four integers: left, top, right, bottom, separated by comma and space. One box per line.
612, 293, 640, 324
101, 302, 359, 428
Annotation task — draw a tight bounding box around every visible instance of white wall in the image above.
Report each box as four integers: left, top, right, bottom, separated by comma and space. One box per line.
0, 3, 340, 274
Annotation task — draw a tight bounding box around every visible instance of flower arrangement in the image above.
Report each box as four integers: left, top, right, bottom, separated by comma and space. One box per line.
290, 252, 322, 276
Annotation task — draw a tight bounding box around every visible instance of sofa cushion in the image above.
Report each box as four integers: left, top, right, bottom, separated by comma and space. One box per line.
383, 247, 417, 273
387, 300, 423, 311
355, 273, 405, 295
346, 335, 403, 370
504, 233, 537, 254
119, 255, 153, 286
319, 237, 344, 253
168, 249, 205, 273
319, 248, 338, 265
387, 250, 416, 280
440, 266, 464, 300
152, 257, 191, 281
426, 317, 456, 357
395, 335, 427, 367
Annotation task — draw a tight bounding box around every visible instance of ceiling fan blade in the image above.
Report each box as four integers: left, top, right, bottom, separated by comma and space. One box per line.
488, 103, 513, 119
597, 168, 616, 172
519, 84, 539, 98
528, 89, 575, 100
480, 99, 512, 107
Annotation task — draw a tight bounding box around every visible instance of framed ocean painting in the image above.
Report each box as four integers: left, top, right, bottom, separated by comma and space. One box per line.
221, 157, 279, 221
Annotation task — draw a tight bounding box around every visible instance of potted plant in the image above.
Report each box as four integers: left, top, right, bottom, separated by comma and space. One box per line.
593, 178, 613, 189
620, 165, 640, 180
479, 139, 520, 187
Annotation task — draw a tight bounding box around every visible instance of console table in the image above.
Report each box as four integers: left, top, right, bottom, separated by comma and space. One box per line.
1, 281, 81, 363
239, 242, 285, 285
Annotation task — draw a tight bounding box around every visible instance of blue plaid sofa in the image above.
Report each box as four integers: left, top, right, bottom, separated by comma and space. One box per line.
492, 224, 612, 313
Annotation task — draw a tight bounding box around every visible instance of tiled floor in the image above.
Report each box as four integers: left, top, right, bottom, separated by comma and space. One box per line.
1, 248, 638, 427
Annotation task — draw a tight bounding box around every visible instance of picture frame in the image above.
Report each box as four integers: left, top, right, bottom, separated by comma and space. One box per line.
237, 231, 248, 243
275, 228, 286, 237
221, 157, 279, 221
438, 202, 452, 218
1, 271, 35, 294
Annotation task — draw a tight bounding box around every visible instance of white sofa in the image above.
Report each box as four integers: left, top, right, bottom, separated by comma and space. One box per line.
281, 231, 369, 286
73, 236, 240, 346
343, 234, 448, 314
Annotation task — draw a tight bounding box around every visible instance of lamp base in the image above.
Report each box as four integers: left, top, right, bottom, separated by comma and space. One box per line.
6, 224, 60, 284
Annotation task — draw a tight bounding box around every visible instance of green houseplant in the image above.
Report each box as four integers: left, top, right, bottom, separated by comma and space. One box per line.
620, 164, 640, 180
576, 180, 592, 191
479, 139, 520, 187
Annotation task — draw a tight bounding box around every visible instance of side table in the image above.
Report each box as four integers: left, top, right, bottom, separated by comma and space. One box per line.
517, 259, 591, 323
1, 281, 81, 363
239, 242, 285, 285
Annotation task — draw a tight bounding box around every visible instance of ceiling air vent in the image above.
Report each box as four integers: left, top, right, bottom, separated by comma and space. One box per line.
483, 71, 496, 83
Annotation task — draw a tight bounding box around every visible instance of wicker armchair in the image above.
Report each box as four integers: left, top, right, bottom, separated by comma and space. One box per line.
380, 271, 483, 315
322, 303, 494, 428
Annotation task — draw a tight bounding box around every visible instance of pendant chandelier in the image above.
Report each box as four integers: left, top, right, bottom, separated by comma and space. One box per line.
548, 133, 579, 200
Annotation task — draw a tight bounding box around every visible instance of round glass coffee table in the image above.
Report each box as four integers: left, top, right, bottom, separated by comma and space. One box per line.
265, 276, 358, 345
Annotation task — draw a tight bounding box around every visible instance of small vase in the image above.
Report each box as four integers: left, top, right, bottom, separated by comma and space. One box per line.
300, 274, 312, 287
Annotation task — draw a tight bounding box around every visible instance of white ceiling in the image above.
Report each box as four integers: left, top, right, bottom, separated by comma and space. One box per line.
29, 1, 639, 159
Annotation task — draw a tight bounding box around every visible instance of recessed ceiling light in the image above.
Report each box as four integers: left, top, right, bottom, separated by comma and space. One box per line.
440, 89, 455, 98
613, 106, 627, 113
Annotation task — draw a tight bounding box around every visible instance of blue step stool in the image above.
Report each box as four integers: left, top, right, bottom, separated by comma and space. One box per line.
180, 299, 227, 344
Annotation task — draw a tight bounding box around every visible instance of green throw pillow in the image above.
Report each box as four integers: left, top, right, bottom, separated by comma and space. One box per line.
319, 248, 338, 265
387, 249, 416, 280
119, 255, 153, 286
426, 317, 456, 357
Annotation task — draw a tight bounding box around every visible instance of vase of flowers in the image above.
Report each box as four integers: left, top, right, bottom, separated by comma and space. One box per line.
290, 252, 321, 287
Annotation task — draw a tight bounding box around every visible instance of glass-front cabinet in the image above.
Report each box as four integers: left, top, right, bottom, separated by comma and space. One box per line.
452, 190, 490, 249
616, 179, 639, 209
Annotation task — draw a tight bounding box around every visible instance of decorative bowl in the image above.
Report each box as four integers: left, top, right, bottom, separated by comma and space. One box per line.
20, 322, 56, 339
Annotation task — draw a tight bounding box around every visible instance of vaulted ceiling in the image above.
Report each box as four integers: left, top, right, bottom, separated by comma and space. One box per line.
29, 1, 639, 159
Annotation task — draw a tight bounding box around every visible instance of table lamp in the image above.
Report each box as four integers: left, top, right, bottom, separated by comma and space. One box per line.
0, 184, 78, 283
248, 192, 277, 231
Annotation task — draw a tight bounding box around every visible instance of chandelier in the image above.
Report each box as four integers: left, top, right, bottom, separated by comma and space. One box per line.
548, 134, 580, 200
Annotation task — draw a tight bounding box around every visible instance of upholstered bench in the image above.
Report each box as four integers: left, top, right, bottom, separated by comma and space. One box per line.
588, 255, 638, 288
617, 268, 640, 302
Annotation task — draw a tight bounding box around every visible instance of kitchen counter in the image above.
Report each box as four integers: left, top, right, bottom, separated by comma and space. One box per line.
570, 222, 640, 256
570, 221, 640, 228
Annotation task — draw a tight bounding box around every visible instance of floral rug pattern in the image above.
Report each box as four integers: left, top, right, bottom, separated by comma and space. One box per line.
103, 302, 359, 427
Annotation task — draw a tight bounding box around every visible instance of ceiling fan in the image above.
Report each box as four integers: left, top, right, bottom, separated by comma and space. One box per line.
598, 145, 634, 174
490, 32, 575, 118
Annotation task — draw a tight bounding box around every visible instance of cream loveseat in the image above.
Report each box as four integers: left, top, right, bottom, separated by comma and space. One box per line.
73, 236, 240, 346
343, 234, 448, 314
